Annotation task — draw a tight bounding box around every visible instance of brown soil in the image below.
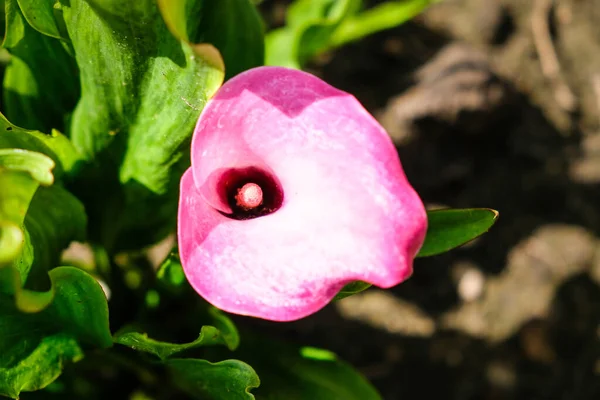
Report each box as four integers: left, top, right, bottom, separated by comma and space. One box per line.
249, 1, 600, 399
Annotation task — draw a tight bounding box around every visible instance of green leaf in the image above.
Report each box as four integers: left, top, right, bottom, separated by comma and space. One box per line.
0, 266, 112, 398
114, 307, 239, 359
0, 146, 86, 311
266, 0, 437, 69
265, 0, 360, 68
0, 148, 54, 187
0, 113, 84, 178
0, 149, 54, 309
333, 281, 370, 301
330, 0, 437, 48
166, 358, 260, 400
239, 338, 380, 400
0, 334, 83, 399
156, 250, 187, 289
59, 0, 225, 251
0, 222, 23, 267
417, 208, 499, 258
22, 184, 87, 291
115, 326, 230, 361
157, 0, 264, 79
15, 0, 69, 40
3, 0, 79, 133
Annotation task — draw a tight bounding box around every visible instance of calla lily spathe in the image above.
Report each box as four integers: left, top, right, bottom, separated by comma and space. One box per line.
178, 66, 427, 321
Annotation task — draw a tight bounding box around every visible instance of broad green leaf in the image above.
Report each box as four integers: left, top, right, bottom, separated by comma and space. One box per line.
0, 113, 83, 178
239, 338, 380, 400
0, 266, 112, 398
166, 358, 259, 400
157, 0, 264, 79
3, 0, 79, 133
417, 208, 499, 257
59, 0, 225, 251
114, 307, 239, 359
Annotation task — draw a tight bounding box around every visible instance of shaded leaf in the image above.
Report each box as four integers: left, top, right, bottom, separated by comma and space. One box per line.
156, 250, 187, 289
3, 0, 79, 132
0, 266, 112, 398
0, 334, 83, 399
166, 358, 259, 400
237, 337, 380, 400
22, 184, 87, 291
115, 326, 231, 361
417, 208, 499, 257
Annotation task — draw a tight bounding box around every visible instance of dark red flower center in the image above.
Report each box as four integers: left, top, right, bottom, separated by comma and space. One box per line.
219, 167, 283, 220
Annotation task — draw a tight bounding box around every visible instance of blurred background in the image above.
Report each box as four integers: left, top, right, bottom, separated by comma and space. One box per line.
248, 0, 600, 399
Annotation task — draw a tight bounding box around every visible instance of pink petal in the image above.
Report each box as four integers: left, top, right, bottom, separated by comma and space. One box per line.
178, 66, 427, 321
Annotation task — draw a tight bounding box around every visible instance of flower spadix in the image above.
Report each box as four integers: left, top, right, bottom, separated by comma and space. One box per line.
178, 66, 427, 321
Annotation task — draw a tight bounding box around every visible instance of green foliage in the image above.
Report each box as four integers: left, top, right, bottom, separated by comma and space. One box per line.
333, 280, 371, 301
0, 145, 86, 312
57, 0, 225, 250
166, 358, 260, 400
239, 339, 381, 400
158, 0, 265, 78
418, 208, 499, 257
3, 0, 79, 133
0, 267, 112, 399
114, 308, 240, 359
0, 113, 83, 178
265, 0, 438, 69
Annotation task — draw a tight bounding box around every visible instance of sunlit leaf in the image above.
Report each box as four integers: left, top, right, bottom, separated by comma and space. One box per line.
265, 0, 360, 68
417, 208, 499, 257
58, 0, 226, 251
0, 144, 86, 312
0, 113, 83, 179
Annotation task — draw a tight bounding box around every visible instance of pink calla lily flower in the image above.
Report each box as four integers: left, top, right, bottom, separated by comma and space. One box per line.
178, 66, 427, 321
